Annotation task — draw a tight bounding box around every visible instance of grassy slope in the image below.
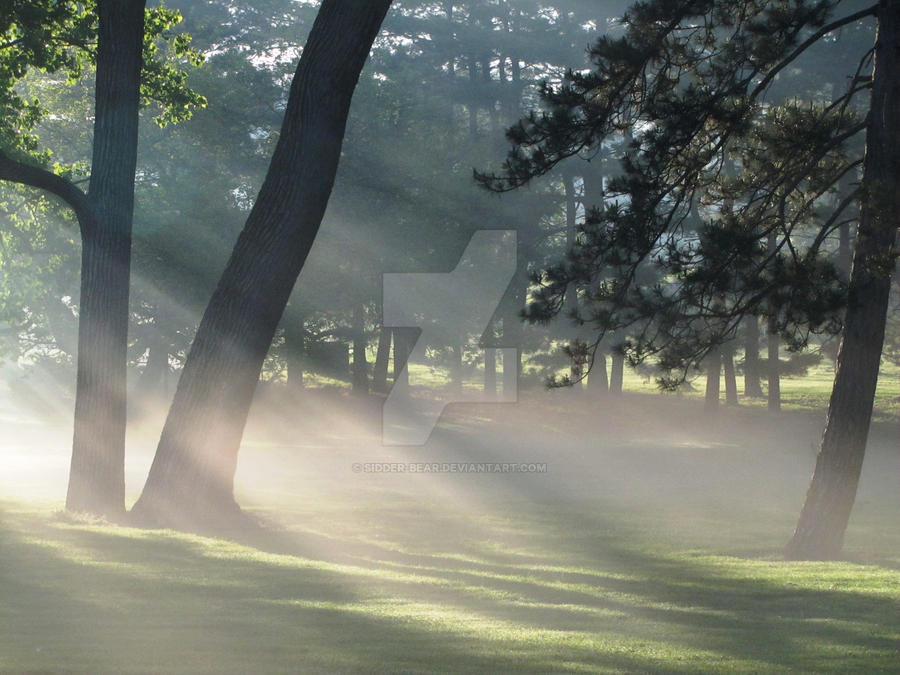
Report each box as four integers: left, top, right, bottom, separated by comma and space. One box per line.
1, 388, 898, 674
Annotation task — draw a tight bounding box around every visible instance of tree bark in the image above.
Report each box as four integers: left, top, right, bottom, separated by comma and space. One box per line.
743, 315, 764, 397
66, 0, 145, 518
786, 0, 900, 560
131, 0, 392, 528
372, 325, 391, 393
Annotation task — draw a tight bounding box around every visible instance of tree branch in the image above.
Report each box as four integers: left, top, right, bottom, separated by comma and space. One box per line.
750, 5, 878, 100
0, 151, 95, 237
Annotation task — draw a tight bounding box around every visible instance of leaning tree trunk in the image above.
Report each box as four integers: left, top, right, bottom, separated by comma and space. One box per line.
786, 0, 900, 560
131, 0, 393, 528
67, 0, 145, 518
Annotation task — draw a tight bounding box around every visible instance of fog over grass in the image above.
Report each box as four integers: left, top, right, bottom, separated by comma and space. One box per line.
1, 376, 897, 672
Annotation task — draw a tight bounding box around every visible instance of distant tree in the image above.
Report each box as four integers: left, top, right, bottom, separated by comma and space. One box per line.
480, 0, 897, 559
0, 0, 203, 517
131, 0, 393, 528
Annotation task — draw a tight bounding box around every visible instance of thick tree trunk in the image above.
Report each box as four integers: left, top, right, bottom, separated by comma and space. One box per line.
372, 325, 391, 393
704, 347, 721, 412
786, 0, 900, 560
131, 0, 392, 529
743, 315, 764, 398
66, 0, 145, 518
351, 304, 368, 395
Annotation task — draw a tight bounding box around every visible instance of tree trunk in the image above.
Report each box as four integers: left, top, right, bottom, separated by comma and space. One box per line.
372, 325, 391, 393
502, 345, 520, 398
484, 347, 497, 399
588, 352, 608, 395
392, 327, 416, 390
283, 315, 305, 392
66, 0, 145, 518
45, 298, 79, 360
786, 0, 900, 560
450, 343, 463, 395
704, 347, 721, 412
767, 322, 781, 412
351, 303, 368, 395
723, 345, 738, 406
563, 172, 578, 313
130, 0, 392, 529
138, 326, 169, 399
609, 350, 624, 395
743, 315, 764, 397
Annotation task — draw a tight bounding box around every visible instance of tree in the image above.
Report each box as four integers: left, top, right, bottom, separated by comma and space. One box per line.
0, 1, 203, 517
480, 0, 895, 559
130, 0, 393, 529
785, 0, 900, 560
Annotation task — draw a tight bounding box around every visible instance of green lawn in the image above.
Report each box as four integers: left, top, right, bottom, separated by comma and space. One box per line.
1, 498, 898, 673
1, 390, 898, 674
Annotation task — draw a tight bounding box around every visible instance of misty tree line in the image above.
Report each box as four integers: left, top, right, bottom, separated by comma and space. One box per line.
0, 0, 897, 559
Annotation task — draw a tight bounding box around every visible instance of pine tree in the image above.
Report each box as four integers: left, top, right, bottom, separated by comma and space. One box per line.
480, 0, 896, 559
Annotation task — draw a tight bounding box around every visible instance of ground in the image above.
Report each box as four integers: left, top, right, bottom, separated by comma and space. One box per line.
0, 375, 898, 673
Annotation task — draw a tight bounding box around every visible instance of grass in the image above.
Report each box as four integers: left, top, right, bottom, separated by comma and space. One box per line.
1, 497, 898, 673
295, 353, 900, 423
1, 389, 898, 673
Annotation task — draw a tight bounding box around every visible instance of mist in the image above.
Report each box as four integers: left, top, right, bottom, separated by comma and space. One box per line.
1, 0, 899, 672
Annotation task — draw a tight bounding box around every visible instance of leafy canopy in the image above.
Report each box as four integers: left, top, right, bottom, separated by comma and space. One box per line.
479, 0, 877, 387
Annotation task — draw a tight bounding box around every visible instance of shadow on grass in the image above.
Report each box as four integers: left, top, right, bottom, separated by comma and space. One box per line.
2, 418, 898, 675
0, 505, 716, 674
